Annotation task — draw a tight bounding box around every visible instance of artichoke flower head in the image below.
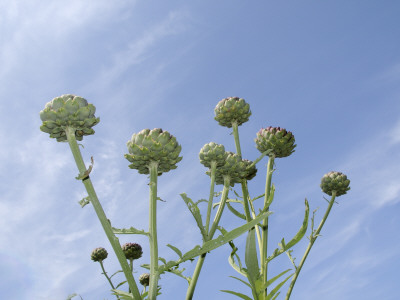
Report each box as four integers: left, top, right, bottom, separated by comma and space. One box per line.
125, 128, 182, 175
320, 171, 350, 196
139, 273, 150, 287
122, 242, 143, 260
206, 152, 256, 186
214, 97, 251, 128
255, 126, 296, 158
39, 94, 100, 142
199, 142, 227, 168
91, 247, 108, 262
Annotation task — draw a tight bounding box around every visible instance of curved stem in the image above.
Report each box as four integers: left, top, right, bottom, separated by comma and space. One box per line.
185, 177, 231, 300
232, 122, 252, 222
285, 193, 337, 300
99, 261, 120, 300
148, 161, 159, 300
65, 127, 141, 299
261, 156, 274, 298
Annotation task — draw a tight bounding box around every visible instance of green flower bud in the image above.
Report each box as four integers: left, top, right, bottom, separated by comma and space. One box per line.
320, 171, 350, 196
255, 126, 296, 158
125, 128, 183, 175
206, 152, 250, 186
122, 242, 143, 260
91, 247, 108, 262
139, 273, 150, 287
214, 97, 251, 128
39, 94, 100, 142
242, 159, 257, 181
199, 142, 227, 168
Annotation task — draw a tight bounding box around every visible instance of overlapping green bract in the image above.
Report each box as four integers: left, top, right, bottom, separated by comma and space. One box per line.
320, 171, 350, 196
206, 152, 257, 186
199, 142, 227, 168
125, 128, 182, 175
39, 94, 100, 142
255, 126, 296, 158
122, 242, 143, 260
139, 273, 150, 286
91, 247, 108, 262
214, 97, 251, 128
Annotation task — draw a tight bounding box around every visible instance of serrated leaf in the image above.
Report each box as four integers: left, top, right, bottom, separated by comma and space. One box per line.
220, 290, 253, 300
166, 267, 191, 284
227, 202, 246, 220
157, 210, 272, 273
180, 193, 207, 241
112, 289, 134, 300
245, 229, 260, 290
112, 226, 149, 236
65, 294, 83, 300
166, 244, 183, 259
267, 199, 309, 262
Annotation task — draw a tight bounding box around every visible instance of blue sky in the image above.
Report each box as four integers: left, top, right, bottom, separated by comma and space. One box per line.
1, 1, 399, 299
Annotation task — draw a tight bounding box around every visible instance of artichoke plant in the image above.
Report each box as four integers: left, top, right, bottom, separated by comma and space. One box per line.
214, 97, 251, 127
39, 94, 100, 142
125, 128, 182, 175
122, 242, 143, 260
91, 247, 108, 262
255, 126, 296, 158
199, 142, 227, 168
320, 171, 351, 196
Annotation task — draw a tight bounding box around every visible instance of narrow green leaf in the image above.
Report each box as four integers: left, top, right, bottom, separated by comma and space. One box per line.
220, 290, 253, 300
266, 273, 294, 300
264, 268, 292, 290
110, 270, 123, 279
229, 276, 252, 289
157, 210, 272, 273
65, 294, 83, 300
166, 244, 183, 259
166, 267, 191, 284
180, 193, 207, 241
245, 229, 260, 289
115, 280, 127, 289
227, 202, 246, 220
112, 226, 149, 236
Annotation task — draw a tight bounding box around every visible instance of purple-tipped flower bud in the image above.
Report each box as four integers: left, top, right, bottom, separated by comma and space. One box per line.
139, 273, 150, 286
214, 97, 251, 127
199, 142, 227, 168
91, 247, 108, 262
125, 128, 182, 175
39, 94, 100, 142
255, 126, 296, 158
122, 242, 143, 260
320, 171, 350, 196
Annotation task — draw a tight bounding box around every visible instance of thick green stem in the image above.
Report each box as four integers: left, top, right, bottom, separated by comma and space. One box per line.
261, 156, 274, 298
208, 176, 231, 238
148, 161, 159, 300
185, 177, 231, 300
232, 121, 252, 222
99, 261, 120, 300
65, 127, 141, 299
285, 193, 337, 300
205, 161, 217, 234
